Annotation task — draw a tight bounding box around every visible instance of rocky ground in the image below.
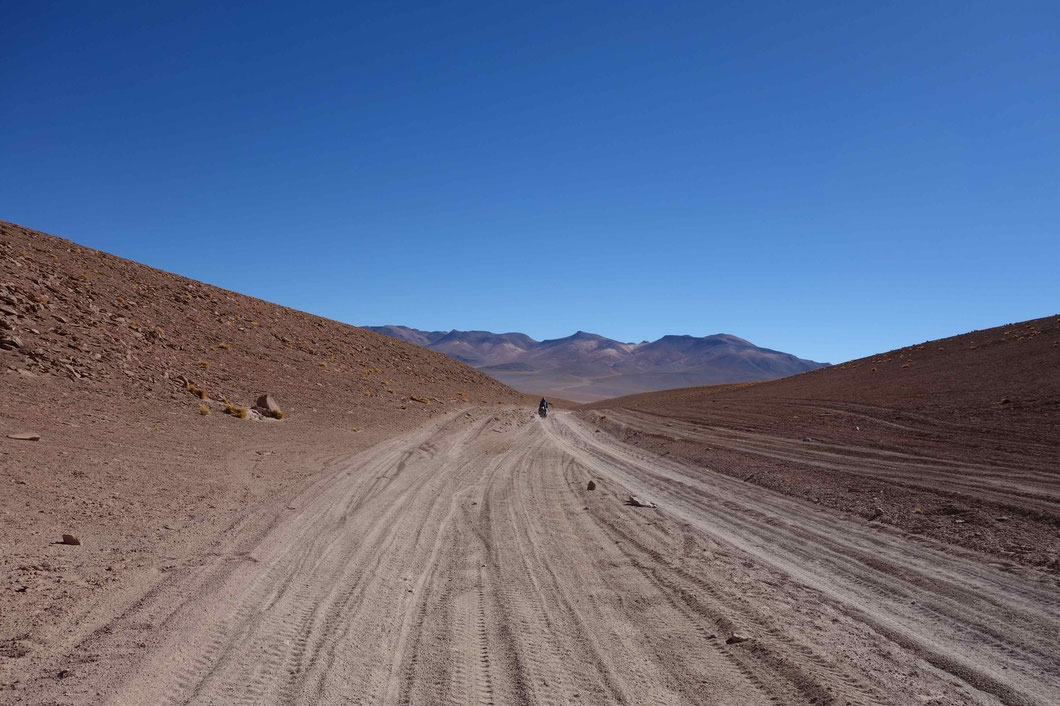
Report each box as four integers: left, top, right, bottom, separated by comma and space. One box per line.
581, 314, 1060, 571
0, 221, 527, 694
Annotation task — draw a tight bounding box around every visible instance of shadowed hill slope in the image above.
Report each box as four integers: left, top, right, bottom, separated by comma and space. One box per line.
581, 314, 1060, 569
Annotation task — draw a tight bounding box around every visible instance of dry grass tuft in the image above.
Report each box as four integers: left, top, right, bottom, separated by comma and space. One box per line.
199, 404, 210, 415
223, 404, 249, 419
185, 383, 207, 399
218, 342, 230, 350
198, 360, 210, 370
410, 395, 430, 404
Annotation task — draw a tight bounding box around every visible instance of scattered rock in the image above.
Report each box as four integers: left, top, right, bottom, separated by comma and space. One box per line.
60, 534, 80, 546
6, 432, 40, 441
802, 437, 813, 442
996, 515, 1010, 522
868, 507, 883, 521
0, 335, 23, 349
726, 632, 752, 644
999, 397, 1011, 405
255, 394, 283, 418
626, 495, 657, 508
586, 480, 596, 491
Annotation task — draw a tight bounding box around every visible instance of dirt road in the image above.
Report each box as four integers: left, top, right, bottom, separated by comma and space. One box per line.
12, 409, 1059, 705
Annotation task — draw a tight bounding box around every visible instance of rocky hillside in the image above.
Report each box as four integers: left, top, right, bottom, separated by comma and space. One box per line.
0, 220, 525, 664
1, 221, 523, 419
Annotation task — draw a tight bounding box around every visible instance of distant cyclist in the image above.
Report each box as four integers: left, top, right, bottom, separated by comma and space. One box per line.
538, 397, 549, 418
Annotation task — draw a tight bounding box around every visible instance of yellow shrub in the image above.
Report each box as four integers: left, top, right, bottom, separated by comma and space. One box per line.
185, 383, 207, 399
223, 404, 248, 419
199, 404, 210, 415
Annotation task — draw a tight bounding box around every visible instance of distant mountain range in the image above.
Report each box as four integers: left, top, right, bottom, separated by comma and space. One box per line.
363, 326, 829, 403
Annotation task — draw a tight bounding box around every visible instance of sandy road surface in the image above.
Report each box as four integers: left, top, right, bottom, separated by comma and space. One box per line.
11, 409, 1059, 705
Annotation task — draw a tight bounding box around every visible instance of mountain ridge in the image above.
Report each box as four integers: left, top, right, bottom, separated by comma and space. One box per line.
364, 325, 828, 402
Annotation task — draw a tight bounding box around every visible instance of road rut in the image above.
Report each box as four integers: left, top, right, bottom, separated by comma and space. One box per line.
16, 408, 1059, 705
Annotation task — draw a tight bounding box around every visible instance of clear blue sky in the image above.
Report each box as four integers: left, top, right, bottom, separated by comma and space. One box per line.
3, 2, 1057, 364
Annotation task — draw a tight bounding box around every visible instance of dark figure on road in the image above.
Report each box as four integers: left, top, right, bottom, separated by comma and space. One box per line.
538, 398, 549, 418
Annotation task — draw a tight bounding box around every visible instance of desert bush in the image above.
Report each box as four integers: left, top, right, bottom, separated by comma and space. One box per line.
185, 383, 207, 399
223, 404, 248, 419
199, 404, 210, 415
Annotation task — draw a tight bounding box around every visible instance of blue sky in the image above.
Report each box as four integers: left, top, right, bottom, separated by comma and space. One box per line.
3, 1, 1057, 364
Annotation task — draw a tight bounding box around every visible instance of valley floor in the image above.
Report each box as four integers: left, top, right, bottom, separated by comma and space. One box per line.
6, 408, 1059, 705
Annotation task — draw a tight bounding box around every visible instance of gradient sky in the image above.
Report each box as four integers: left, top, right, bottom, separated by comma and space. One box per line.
3, 1, 1057, 364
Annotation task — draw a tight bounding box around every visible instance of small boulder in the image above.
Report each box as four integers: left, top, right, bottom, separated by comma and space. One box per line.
726, 632, 752, 644
6, 432, 40, 441
586, 480, 596, 491
60, 534, 80, 546
255, 394, 282, 416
